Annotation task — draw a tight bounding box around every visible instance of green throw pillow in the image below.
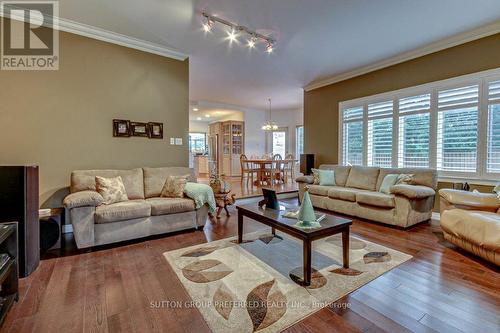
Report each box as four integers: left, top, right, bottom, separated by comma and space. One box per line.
318, 169, 336, 186
379, 174, 399, 194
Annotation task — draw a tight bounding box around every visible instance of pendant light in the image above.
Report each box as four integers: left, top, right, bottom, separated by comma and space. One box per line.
262, 98, 279, 131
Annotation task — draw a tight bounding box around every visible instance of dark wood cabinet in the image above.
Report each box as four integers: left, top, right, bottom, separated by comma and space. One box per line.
0, 222, 19, 326
0, 166, 40, 277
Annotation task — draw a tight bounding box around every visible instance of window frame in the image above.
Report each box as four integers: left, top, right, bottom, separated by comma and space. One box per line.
338, 67, 500, 182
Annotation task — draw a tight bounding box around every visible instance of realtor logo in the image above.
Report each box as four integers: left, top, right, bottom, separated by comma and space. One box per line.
1, 1, 59, 70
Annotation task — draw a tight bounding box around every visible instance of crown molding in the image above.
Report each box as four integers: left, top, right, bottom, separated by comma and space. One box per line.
304, 21, 500, 92
0, 7, 188, 61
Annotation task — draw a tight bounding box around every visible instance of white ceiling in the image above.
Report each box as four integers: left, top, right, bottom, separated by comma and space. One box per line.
56, 0, 500, 109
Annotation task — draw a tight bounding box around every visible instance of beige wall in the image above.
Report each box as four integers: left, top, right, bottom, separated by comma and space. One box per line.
304, 33, 500, 166
0, 26, 189, 207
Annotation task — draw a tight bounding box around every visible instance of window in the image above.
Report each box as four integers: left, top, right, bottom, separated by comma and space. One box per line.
296, 126, 304, 157
437, 85, 479, 172
398, 94, 430, 168
338, 68, 500, 180
272, 130, 287, 157
487, 80, 500, 173
188, 132, 206, 154
342, 107, 363, 165
367, 101, 393, 167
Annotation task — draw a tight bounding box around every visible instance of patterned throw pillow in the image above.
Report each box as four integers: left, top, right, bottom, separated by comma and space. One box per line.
379, 174, 400, 194
95, 176, 129, 205
311, 168, 320, 185
395, 173, 414, 185
161, 175, 190, 198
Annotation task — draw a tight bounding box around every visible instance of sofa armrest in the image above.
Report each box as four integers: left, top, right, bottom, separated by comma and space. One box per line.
68, 206, 96, 248
439, 189, 499, 211
390, 184, 435, 199
295, 175, 314, 184
63, 190, 104, 209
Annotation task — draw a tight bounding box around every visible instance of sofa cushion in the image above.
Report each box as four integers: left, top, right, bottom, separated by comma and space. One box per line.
327, 187, 357, 202
143, 167, 196, 198
295, 175, 314, 184
376, 167, 437, 190
319, 165, 351, 187
356, 192, 395, 208
71, 168, 144, 199
307, 185, 332, 197
95, 200, 151, 224
441, 209, 500, 251
146, 198, 195, 216
345, 166, 380, 191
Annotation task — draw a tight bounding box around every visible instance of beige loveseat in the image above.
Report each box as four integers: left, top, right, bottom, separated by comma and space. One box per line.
296, 165, 437, 228
439, 189, 500, 265
63, 167, 208, 249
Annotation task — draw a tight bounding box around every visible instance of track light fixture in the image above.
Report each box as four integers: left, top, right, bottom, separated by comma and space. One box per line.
202, 12, 275, 53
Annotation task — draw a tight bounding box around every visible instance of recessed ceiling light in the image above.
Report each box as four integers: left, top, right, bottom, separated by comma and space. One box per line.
193, 108, 199, 111
196, 117, 202, 121
205, 114, 210, 118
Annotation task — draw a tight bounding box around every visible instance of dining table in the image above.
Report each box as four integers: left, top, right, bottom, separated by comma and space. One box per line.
245, 158, 298, 186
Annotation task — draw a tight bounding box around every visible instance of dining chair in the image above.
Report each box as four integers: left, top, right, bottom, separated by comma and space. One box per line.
283, 153, 295, 183
268, 154, 284, 184
240, 154, 257, 185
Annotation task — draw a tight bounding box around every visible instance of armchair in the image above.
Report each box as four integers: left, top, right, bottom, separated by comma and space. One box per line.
439, 189, 500, 265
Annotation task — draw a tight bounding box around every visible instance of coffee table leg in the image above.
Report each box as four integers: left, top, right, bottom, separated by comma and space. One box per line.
303, 240, 311, 286
271, 227, 276, 236
238, 211, 243, 243
342, 228, 350, 268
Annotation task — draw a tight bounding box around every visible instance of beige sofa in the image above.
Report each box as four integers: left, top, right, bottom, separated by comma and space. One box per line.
439, 189, 500, 265
63, 167, 209, 249
296, 165, 437, 228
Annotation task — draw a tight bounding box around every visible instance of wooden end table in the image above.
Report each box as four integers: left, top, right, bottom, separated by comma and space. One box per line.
236, 203, 352, 286
214, 192, 236, 218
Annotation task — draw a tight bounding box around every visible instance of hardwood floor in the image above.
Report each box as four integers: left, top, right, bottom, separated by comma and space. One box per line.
197, 175, 299, 199
2, 199, 499, 333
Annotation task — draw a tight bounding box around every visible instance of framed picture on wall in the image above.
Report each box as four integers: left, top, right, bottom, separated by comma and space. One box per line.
113, 119, 130, 137
148, 122, 163, 139
130, 122, 149, 137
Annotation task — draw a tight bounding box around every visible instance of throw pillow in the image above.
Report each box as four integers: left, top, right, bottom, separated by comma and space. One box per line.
493, 183, 500, 199
311, 168, 320, 185
379, 174, 400, 194
318, 169, 336, 186
95, 176, 129, 205
161, 175, 190, 198
395, 173, 414, 185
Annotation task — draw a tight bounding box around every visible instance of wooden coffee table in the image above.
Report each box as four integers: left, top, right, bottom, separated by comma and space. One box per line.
236, 203, 352, 286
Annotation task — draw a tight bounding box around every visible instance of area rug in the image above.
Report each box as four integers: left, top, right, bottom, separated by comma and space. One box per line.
163, 231, 412, 333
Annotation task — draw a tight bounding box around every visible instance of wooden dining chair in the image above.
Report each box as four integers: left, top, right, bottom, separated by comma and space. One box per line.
240, 154, 257, 185
283, 153, 295, 183
268, 154, 284, 184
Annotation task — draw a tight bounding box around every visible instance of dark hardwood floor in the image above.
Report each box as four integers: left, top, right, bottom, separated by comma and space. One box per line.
2, 199, 499, 333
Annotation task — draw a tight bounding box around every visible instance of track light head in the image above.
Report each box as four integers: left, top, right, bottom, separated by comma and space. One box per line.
202, 14, 214, 32
248, 36, 256, 48
227, 27, 238, 42
266, 41, 274, 53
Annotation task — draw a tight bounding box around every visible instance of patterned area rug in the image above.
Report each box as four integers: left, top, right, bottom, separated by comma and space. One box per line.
164, 231, 412, 333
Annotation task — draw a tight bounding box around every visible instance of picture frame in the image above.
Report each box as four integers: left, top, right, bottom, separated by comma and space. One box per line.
113, 119, 130, 137
148, 122, 163, 139
130, 122, 149, 137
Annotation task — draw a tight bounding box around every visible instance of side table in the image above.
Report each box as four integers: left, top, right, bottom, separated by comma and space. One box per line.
214, 192, 236, 218
39, 208, 64, 251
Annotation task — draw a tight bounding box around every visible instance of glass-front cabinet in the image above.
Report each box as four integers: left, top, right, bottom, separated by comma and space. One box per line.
216, 120, 245, 176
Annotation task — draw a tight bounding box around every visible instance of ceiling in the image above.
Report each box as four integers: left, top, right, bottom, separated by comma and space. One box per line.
55, 0, 500, 109
189, 108, 243, 123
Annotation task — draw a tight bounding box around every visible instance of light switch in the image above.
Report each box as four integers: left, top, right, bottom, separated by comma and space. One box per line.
170, 138, 175, 145
175, 138, 183, 145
